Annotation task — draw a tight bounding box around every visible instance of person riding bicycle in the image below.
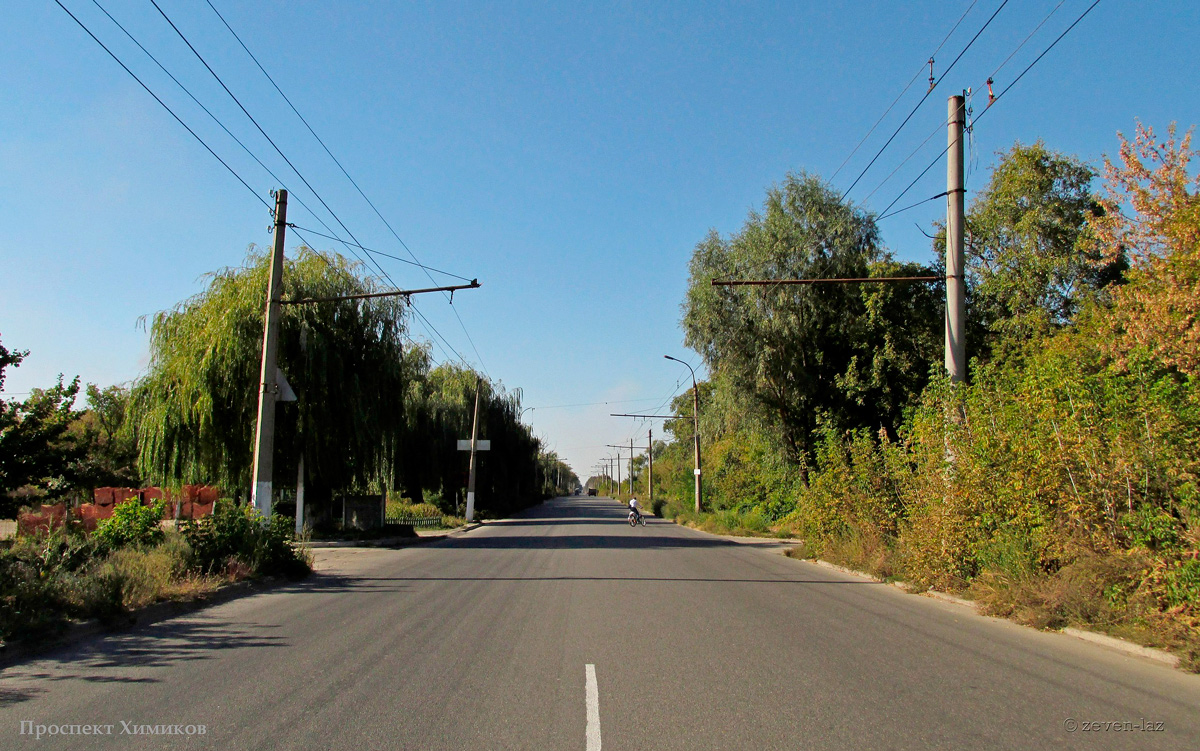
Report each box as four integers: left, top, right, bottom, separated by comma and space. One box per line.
628, 497, 643, 523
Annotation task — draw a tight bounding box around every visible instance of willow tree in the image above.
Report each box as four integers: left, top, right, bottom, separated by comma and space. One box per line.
397, 362, 545, 516
131, 246, 412, 503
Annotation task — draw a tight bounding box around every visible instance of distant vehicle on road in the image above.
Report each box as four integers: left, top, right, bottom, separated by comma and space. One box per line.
586, 488, 597, 496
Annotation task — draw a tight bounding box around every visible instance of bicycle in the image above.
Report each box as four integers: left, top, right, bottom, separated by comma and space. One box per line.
628, 510, 646, 527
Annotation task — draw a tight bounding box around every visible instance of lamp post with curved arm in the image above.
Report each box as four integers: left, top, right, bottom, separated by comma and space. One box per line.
664, 355, 702, 513
520, 407, 537, 497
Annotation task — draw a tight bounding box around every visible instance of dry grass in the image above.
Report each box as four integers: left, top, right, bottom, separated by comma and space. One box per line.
97, 535, 226, 610
968, 550, 1200, 670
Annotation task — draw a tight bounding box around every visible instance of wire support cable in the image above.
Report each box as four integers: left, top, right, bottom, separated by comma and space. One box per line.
290, 226, 468, 365
53, 1, 269, 210
877, 191, 950, 221
288, 225, 474, 283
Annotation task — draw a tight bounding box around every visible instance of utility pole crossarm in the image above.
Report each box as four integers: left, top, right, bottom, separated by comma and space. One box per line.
609, 413, 677, 419
711, 276, 942, 286
280, 280, 480, 305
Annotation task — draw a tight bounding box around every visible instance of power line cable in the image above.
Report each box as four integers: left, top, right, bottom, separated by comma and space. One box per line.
978, 0, 1102, 118
831, 0, 978, 182
151, 1, 480, 373
841, 0, 1010, 199
87, 0, 357, 255
877, 0, 1102, 218
988, 0, 1066, 84
204, 0, 491, 377
52, 0, 269, 210
148, 1, 376, 268
862, 117, 946, 203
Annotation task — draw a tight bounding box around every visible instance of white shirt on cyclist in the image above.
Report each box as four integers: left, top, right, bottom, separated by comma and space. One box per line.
628, 498, 641, 512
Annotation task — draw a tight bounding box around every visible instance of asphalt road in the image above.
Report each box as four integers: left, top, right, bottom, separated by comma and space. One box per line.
2, 496, 1198, 750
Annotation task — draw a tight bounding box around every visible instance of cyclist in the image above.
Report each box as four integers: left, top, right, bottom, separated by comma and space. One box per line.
627, 497, 643, 524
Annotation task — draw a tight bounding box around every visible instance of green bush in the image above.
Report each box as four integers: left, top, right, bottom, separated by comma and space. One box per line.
181, 502, 309, 579
0, 530, 123, 644
94, 500, 165, 549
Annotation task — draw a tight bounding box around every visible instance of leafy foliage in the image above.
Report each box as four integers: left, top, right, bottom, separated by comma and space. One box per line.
70, 384, 140, 491
131, 246, 410, 495
180, 502, 308, 579
94, 499, 166, 549
1090, 123, 1200, 376
682, 172, 939, 464
0, 337, 84, 516
658, 132, 1200, 664
963, 141, 1113, 341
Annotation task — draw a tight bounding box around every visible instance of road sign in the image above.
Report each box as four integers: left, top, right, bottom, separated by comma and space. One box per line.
457, 440, 491, 451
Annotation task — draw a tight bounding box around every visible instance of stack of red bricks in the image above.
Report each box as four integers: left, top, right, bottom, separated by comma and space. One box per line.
16, 485, 219, 535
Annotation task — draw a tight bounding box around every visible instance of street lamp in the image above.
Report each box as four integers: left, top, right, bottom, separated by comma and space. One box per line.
664, 355, 702, 513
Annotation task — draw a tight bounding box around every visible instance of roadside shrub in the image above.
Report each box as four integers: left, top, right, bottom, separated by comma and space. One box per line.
94, 500, 165, 549
388, 501, 441, 518
0, 530, 123, 643
181, 502, 309, 579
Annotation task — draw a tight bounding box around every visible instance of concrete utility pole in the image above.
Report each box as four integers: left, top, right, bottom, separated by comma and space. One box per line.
294, 456, 305, 536
946, 93, 967, 383
465, 377, 482, 521
665, 355, 702, 513
250, 189, 288, 519
647, 429, 653, 507
629, 438, 635, 496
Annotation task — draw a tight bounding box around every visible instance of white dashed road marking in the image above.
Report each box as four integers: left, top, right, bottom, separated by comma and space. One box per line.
585, 663, 602, 751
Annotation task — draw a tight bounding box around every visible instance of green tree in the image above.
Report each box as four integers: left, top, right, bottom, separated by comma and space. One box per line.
962, 141, 1118, 346
0, 337, 84, 516
130, 246, 412, 507
682, 172, 938, 466
70, 384, 140, 492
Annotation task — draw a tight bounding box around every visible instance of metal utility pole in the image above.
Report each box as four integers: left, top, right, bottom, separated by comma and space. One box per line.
465, 377, 482, 521
665, 355, 702, 513
250, 189, 288, 519
946, 93, 967, 384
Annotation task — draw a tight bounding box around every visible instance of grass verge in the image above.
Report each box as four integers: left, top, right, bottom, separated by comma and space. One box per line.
1, 503, 311, 650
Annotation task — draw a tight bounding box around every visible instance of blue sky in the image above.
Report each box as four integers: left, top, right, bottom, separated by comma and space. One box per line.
3, 0, 1198, 479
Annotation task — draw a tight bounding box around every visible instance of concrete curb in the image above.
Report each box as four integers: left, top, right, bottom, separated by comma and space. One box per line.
1062, 627, 1181, 668
0, 578, 284, 669
711, 527, 1186, 671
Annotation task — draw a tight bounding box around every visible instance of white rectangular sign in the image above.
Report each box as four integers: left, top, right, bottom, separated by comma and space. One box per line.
457, 439, 491, 451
